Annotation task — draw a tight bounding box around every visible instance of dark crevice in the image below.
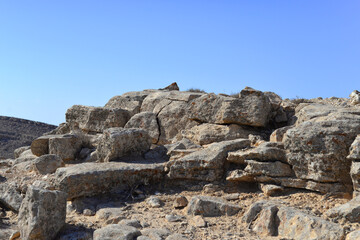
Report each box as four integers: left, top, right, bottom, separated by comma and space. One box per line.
154, 100, 173, 144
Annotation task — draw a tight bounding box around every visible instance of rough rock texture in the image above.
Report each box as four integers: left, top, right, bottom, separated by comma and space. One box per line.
124, 112, 160, 144
187, 195, 241, 217
283, 105, 360, 189
49, 134, 83, 161
34, 154, 65, 174
167, 139, 251, 181
244, 200, 345, 240
96, 128, 152, 162
104, 95, 142, 117
182, 123, 257, 145
66, 105, 130, 133
55, 162, 164, 199
326, 195, 360, 223
349, 90, 360, 105
187, 87, 272, 127
0, 182, 23, 212
18, 186, 67, 240
93, 224, 141, 240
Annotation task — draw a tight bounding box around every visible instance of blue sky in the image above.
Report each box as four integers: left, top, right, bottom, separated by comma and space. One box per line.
0, 1, 359, 125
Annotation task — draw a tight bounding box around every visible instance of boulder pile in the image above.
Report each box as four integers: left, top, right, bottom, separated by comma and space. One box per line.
1, 83, 360, 239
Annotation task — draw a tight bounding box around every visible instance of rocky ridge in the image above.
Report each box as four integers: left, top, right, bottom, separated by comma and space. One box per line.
1, 83, 360, 239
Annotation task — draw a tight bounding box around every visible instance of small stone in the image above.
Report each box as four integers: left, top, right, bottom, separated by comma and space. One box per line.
146, 196, 163, 208
259, 184, 284, 196
173, 196, 188, 209
224, 193, 240, 201
165, 214, 184, 222
83, 208, 95, 216
189, 215, 207, 227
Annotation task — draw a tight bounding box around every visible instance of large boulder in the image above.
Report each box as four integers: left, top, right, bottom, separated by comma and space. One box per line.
93, 224, 141, 240
326, 195, 360, 223
55, 162, 164, 199
283, 106, 360, 188
166, 139, 250, 181
96, 128, 152, 162
48, 134, 82, 161
227, 142, 287, 164
187, 195, 241, 217
31, 134, 83, 160
124, 112, 159, 144
157, 101, 198, 144
66, 105, 130, 133
350, 90, 360, 105
104, 95, 142, 116
34, 154, 65, 174
187, 87, 272, 127
18, 186, 67, 240
244, 200, 345, 240
182, 123, 257, 145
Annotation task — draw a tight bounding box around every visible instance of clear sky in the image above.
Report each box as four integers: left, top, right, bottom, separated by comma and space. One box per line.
1, 1, 359, 125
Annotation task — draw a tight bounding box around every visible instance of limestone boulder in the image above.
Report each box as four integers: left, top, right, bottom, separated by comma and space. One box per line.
34, 154, 65, 174
18, 186, 67, 240
283, 107, 360, 186
124, 112, 159, 144
244, 200, 345, 240
167, 139, 251, 181
294, 103, 339, 125
187, 87, 272, 127
326, 195, 360, 223
227, 142, 287, 164
347, 230, 360, 240
96, 128, 152, 162
350, 90, 360, 105
0, 182, 23, 212
31, 135, 56, 156
49, 134, 82, 161
93, 224, 141, 240
14, 146, 30, 159
66, 105, 130, 133
104, 95, 142, 116
182, 123, 257, 145
244, 160, 293, 177
187, 195, 241, 217
55, 162, 164, 199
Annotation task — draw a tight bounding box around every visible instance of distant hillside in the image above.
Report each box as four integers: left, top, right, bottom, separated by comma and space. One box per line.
0, 116, 57, 159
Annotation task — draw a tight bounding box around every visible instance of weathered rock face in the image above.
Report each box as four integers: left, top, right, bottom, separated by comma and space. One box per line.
187, 87, 271, 127
125, 112, 160, 144
18, 186, 67, 240
326, 195, 360, 223
104, 95, 142, 117
55, 162, 164, 199
187, 196, 241, 217
182, 123, 257, 145
244, 201, 345, 240
167, 139, 251, 181
96, 128, 152, 162
348, 135, 360, 196
34, 154, 65, 174
93, 224, 141, 240
157, 101, 198, 144
66, 105, 130, 133
0, 182, 23, 212
49, 134, 82, 161
283, 106, 360, 187
349, 90, 360, 105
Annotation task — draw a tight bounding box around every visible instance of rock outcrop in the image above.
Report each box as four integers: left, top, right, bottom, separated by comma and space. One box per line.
1, 84, 360, 240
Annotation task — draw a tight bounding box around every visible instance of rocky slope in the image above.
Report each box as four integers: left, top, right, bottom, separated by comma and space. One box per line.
0, 116, 56, 159
1, 83, 360, 240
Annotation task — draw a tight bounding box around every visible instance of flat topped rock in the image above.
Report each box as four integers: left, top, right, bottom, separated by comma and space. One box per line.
55, 162, 164, 200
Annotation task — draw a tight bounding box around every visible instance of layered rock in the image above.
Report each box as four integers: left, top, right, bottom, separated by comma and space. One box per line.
166, 139, 250, 181
55, 162, 164, 199
66, 105, 130, 133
